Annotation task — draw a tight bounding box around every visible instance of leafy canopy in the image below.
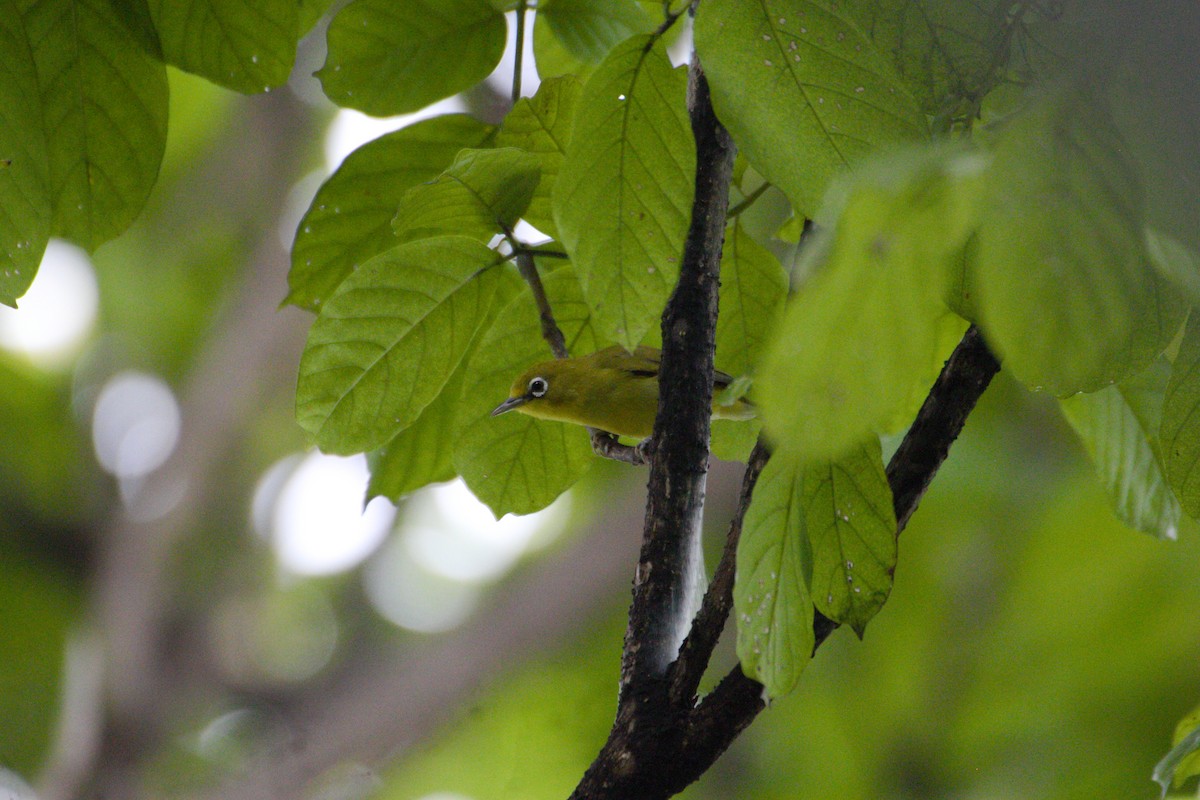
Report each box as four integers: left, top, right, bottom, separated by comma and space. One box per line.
4, 0, 1200, 725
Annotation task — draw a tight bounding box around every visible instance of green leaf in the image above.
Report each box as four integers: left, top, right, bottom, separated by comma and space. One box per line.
716, 221, 789, 378
758, 145, 983, 463
971, 86, 1183, 395
806, 438, 896, 635
289, 115, 496, 312
20, 0, 169, 251
1153, 703, 1200, 797
735, 447, 815, 698
496, 76, 583, 239
540, 0, 653, 63
1060, 359, 1182, 540
844, 0, 1012, 120
532, 0, 656, 80
318, 0, 507, 115
392, 148, 540, 244
368, 270, 524, 502
553, 34, 694, 349
1162, 315, 1200, 520
296, 236, 503, 454
452, 265, 599, 516
1146, 228, 1200, 306
0, 1, 51, 306
695, 0, 927, 217
147, 0, 297, 93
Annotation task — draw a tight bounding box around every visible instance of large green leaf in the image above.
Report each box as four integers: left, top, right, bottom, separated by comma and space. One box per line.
0, 1, 51, 306
758, 145, 982, 463
318, 0, 507, 115
392, 148, 540, 244
970, 86, 1182, 395
495, 76, 583, 239
532, 0, 656, 79
1146, 229, 1200, 307
147, 0, 297, 93
844, 0, 1012, 121
288, 114, 496, 312
540, 0, 652, 64
1162, 315, 1200, 520
1060, 359, 1181, 540
19, 0, 168, 251
735, 447, 815, 698
368, 270, 524, 502
553, 34, 694, 349
296, 236, 503, 454
710, 221, 787, 462
805, 438, 896, 635
695, 0, 926, 218
453, 265, 599, 516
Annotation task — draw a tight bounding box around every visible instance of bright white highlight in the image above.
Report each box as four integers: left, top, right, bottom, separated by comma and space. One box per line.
403, 479, 569, 582
267, 452, 395, 575
0, 239, 98, 364
324, 98, 466, 173
92, 371, 181, 478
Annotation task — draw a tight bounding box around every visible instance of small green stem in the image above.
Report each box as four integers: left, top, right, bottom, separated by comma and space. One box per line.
512, 1, 528, 104
726, 181, 770, 218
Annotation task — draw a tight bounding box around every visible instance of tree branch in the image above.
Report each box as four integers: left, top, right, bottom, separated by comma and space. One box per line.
570, 53, 735, 800
675, 324, 1002, 790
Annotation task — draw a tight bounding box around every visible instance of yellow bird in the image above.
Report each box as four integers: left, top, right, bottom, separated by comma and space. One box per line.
491, 345, 754, 439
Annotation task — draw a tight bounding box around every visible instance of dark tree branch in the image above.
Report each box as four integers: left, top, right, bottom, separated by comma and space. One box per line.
622, 57, 735, 692
514, 249, 570, 360
667, 439, 770, 706
671, 324, 1001, 792
570, 54, 736, 800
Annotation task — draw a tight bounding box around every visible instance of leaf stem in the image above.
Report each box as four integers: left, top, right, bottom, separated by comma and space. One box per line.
726, 181, 770, 218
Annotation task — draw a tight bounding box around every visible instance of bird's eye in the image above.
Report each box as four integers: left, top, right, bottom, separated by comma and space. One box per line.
528, 377, 548, 397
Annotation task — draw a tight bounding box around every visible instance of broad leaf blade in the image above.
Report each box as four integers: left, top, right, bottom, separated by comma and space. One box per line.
296, 236, 503, 454
540, 0, 653, 64
453, 265, 599, 517
318, 0, 507, 115
392, 148, 540, 245
21, 0, 168, 251
553, 34, 694, 349
368, 270, 524, 502
695, 0, 927, 217
971, 86, 1184, 395
495, 76, 583, 239
147, 0, 297, 92
288, 114, 496, 312
1060, 359, 1181, 540
845, 0, 1012, 120
806, 439, 896, 635
1162, 315, 1200, 520
0, 1, 51, 305
735, 447, 815, 699
758, 146, 982, 462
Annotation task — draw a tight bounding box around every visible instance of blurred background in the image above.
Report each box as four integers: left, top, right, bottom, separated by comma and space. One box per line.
1, 11, 1198, 800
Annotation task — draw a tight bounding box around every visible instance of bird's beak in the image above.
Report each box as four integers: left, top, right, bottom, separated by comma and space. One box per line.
491, 395, 530, 416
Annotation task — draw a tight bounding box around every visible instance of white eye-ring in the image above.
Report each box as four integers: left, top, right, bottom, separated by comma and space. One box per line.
528, 377, 548, 397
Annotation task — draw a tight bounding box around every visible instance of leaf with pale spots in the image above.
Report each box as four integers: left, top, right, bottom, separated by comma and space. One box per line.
296, 236, 503, 455
553, 34, 695, 349
695, 0, 927, 217
805, 438, 896, 635
452, 264, 601, 517
735, 447, 815, 698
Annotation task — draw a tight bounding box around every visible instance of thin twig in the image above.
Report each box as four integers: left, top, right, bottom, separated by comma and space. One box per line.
511, 1, 527, 104
726, 182, 771, 218
514, 250, 569, 359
